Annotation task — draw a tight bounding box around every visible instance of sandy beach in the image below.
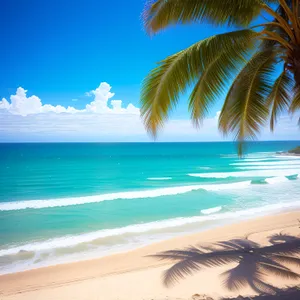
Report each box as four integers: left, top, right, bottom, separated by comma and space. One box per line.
0, 211, 299, 300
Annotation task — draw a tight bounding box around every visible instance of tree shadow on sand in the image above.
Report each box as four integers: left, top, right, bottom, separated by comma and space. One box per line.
150, 234, 300, 295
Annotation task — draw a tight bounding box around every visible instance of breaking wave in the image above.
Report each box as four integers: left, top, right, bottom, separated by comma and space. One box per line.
188, 169, 300, 179
236, 166, 300, 170
0, 181, 251, 211
1, 200, 299, 258
201, 206, 222, 215
231, 161, 300, 166
265, 176, 289, 184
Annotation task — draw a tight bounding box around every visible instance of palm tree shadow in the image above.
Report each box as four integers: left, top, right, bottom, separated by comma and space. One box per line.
268, 233, 299, 245
150, 235, 300, 295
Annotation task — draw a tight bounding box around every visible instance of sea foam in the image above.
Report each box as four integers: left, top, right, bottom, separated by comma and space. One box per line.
265, 176, 289, 184
1, 200, 299, 257
201, 206, 222, 215
231, 161, 300, 166
236, 166, 300, 170
239, 158, 275, 162
273, 155, 300, 159
188, 169, 300, 179
0, 181, 251, 211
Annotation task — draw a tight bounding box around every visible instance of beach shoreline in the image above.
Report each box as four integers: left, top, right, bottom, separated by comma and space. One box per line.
1, 200, 299, 276
1, 210, 299, 300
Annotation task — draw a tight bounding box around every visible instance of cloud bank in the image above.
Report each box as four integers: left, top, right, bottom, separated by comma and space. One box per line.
0, 82, 298, 142
0, 83, 139, 116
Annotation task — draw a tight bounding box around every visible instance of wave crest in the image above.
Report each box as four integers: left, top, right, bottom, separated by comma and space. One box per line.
188, 169, 300, 179
1, 201, 299, 258
0, 181, 251, 211
265, 176, 289, 184
201, 206, 222, 215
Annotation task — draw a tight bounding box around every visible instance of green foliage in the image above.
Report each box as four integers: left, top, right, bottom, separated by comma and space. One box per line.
144, 0, 265, 34
290, 87, 300, 113
288, 146, 300, 154
267, 71, 293, 131
141, 29, 256, 136
188, 31, 257, 126
219, 50, 277, 155
141, 0, 300, 154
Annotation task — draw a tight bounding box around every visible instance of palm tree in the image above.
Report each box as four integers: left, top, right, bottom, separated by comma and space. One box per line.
151, 236, 300, 294
141, 0, 300, 154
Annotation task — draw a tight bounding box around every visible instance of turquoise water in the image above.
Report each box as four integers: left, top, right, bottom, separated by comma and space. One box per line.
1, 141, 300, 274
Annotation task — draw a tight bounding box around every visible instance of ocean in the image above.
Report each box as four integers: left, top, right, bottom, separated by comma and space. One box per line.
0, 141, 300, 274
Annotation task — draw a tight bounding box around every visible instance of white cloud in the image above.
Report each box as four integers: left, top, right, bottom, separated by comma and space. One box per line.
0, 82, 298, 142
0, 98, 10, 110
0, 87, 77, 116
0, 83, 139, 116
84, 82, 139, 114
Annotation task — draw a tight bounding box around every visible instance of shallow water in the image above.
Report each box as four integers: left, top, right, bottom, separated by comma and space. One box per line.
0, 141, 299, 274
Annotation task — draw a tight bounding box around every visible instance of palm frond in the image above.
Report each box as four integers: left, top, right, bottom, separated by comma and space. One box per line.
141, 29, 256, 136
259, 0, 291, 51
218, 50, 277, 156
143, 0, 265, 34
290, 86, 300, 113
188, 32, 256, 126
267, 71, 294, 131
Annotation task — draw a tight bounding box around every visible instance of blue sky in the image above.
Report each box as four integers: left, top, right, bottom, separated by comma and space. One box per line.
0, 0, 299, 142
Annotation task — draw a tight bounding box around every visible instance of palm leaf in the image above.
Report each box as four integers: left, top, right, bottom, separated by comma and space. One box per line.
267, 71, 294, 131
290, 86, 300, 113
218, 50, 277, 156
141, 29, 256, 136
188, 33, 256, 125
143, 0, 266, 34
259, 1, 291, 51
